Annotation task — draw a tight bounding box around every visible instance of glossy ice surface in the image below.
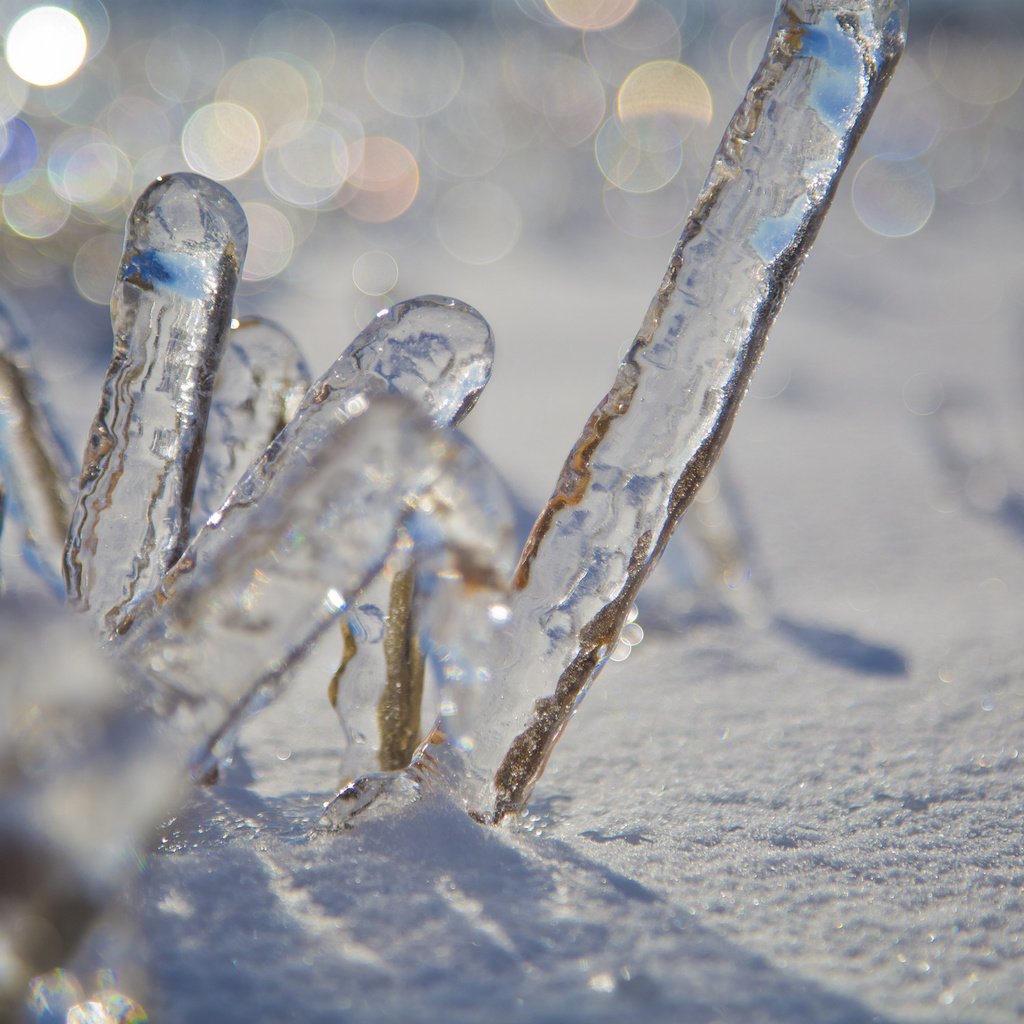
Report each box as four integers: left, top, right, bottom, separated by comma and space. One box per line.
330, 0, 908, 824
64, 173, 247, 632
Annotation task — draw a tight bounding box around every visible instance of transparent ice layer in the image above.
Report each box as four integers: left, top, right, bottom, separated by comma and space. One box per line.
192, 315, 311, 531
64, 173, 248, 632
324, 0, 908, 825
117, 396, 515, 783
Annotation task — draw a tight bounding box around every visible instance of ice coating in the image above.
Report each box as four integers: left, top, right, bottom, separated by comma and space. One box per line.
0, 300, 75, 592
63, 173, 248, 631
321, 296, 495, 784
192, 316, 311, 530
435, 0, 908, 821
116, 396, 515, 782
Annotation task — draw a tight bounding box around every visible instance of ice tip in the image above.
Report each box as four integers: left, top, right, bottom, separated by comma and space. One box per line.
391, 293, 495, 358
128, 172, 249, 265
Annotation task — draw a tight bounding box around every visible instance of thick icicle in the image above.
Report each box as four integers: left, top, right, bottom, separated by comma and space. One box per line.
63, 173, 247, 631
0, 301, 75, 592
320, 297, 495, 785
115, 395, 514, 783
191, 316, 310, 531
386, 0, 907, 823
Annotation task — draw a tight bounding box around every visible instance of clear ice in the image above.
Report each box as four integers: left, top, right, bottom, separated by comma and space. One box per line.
64, 173, 248, 632
192, 315, 311, 531
326, 0, 909, 824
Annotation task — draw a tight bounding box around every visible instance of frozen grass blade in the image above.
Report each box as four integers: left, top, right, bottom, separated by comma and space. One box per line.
116, 395, 514, 784
428, 0, 909, 822
320, 297, 495, 784
191, 315, 311, 531
64, 173, 247, 631
0, 301, 75, 593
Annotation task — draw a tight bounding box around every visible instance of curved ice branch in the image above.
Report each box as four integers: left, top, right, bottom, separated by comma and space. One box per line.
455, 0, 908, 822
64, 173, 248, 630
192, 315, 311, 531
0, 301, 75, 593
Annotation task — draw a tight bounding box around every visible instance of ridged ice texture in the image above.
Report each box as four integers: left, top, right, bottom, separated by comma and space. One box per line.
191, 316, 311, 531
63, 173, 247, 631
321, 297, 495, 784
0, 300, 75, 592
441, 0, 908, 822
116, 396, 515, 782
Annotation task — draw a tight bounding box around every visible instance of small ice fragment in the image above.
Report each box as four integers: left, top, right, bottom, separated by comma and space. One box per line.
64, 173, 248, 632
191, 315, 311, 531
0, 299, 75, 593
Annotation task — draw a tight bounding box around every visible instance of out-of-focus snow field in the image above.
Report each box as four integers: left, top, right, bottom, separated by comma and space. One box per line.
6, 2, 1023, 1021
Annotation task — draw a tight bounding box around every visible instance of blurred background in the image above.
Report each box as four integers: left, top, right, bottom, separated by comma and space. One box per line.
1, 1, 1021, 496
1, 0, 1022, 644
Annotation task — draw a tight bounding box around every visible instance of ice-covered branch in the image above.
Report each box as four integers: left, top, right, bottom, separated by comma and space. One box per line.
64, 173, 247, 631
431, 0, 909, 822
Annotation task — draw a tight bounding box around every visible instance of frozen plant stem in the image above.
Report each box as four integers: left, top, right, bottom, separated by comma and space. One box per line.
192, 315, 311, 532
64, 173, 247, 633
118, 397, 515, 784
394, 0, 908, 824
0, 302, 75, 592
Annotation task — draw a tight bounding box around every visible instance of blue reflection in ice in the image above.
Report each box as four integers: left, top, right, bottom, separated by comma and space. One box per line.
0, 119, 38, 185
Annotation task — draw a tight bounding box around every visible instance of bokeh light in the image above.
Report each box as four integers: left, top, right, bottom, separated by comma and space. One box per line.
352, 250, 399, 296
248, 9, 337, 75
182, 102, 261, 181
218, 57, 315, 141
341, 136, 419, 223
146, 25, 224, 103
582, 3, 682, 86
241, 200, 295, 281
5, 6, 88, 87
617, 61, 713, 134
851, 156, 935, 238
541, 55, 605, 146
545, 0, 639, 32
365, 24, 463, 119
436, 180, 521, 265
263, 119, 351, 208
2, 173, 71, 237
595, 116, 683, 193
0, 118, 38, 185
73, 231, 121, 304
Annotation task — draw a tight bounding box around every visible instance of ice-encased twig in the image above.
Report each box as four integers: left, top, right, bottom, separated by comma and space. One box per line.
116, 395, 515, 783
391, 0, 906, 824
191, 315, 311, 531
187, 295, 494, 778
64, 173, 247, 632
316, 297, 495, 784
0, 300, 76, 593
